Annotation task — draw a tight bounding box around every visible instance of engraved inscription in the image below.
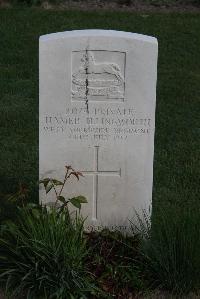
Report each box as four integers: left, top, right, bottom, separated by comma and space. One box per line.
80, 146, 121, 221
72, 51, 125, 102
42, 106, 152, 142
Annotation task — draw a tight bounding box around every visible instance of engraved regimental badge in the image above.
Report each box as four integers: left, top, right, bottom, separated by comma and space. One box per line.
71, 50, 125, 102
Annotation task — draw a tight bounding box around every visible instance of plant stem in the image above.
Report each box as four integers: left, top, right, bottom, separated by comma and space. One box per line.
54, 168, 69, 208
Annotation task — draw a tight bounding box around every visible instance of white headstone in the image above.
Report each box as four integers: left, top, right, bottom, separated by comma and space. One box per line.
39, 30, 158, 233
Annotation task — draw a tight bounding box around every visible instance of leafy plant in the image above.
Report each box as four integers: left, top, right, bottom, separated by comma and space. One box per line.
0, 183, 30, 226
0, 207, 99, 299
4, 183, 29, 207
131, 205, 200, 294
85, 229, 147, 297
39, 165, 87, 212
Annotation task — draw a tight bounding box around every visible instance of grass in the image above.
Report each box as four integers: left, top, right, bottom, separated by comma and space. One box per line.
0, 205, 199, 297
131, 207, 200, 294
0, 8, 199, 213
0, 207, 99, 298
0, 9, 199, 296
4, 0, 200, 7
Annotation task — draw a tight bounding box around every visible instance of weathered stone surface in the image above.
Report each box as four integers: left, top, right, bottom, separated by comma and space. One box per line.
39, 30, 158, 233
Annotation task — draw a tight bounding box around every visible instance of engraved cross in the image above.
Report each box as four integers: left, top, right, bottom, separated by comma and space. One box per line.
81, 146, 121, 221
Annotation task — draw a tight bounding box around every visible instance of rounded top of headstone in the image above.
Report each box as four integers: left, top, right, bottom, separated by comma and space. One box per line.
39, 29, 157, 44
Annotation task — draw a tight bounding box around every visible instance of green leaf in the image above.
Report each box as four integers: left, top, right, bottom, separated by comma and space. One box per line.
39, 178, 50, 188
75, 196, 87, 203
45, 184, 53, 194
70, 198, 81, 209
26, 203, 39, 209
52, 179, 63, 186
58, 196, 66, 203
31, 209, 40, 219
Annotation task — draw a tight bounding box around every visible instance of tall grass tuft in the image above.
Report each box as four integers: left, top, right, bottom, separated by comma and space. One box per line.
0, 207, 97, 299
131, 205, 200, 295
